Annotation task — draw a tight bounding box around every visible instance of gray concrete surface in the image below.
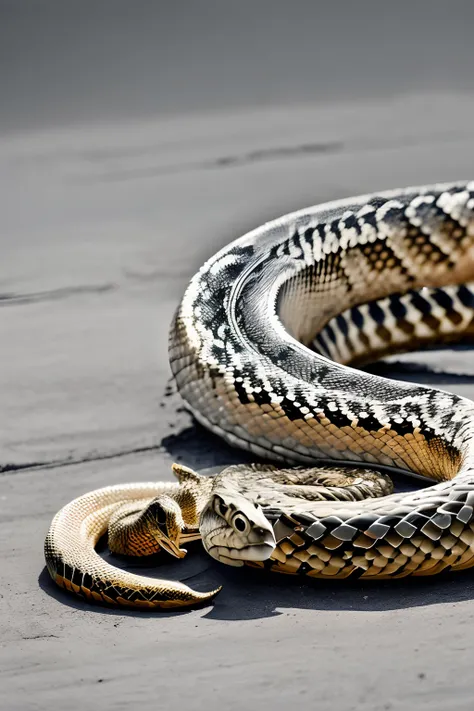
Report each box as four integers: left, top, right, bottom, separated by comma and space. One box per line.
2, 3, 474, 710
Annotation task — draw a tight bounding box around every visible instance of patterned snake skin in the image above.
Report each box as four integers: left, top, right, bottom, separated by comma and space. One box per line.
45, 182, 474, 609
170, 182, 474, 581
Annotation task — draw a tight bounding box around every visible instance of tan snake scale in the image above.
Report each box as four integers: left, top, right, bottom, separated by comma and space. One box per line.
45, 181, 474, 609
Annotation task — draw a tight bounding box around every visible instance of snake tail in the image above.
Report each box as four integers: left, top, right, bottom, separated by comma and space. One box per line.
44, 482, 221, 610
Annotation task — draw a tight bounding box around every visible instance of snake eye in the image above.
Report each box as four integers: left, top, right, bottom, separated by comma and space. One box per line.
232, 514, 249, 534
147, 500, 167, 527
214, 496, 229, 518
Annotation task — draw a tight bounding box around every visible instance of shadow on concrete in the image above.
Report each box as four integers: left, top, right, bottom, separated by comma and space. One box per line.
39, 544, 474, 622
364, 344, 474, 384
161, 424, 252, 471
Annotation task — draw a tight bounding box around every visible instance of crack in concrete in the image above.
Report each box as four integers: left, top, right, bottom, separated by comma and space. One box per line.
0, 443, 164, 476
86, 140, 344, 182
0, 283, 116, 307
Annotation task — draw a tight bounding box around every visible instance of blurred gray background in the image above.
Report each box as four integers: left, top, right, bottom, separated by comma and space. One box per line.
2, 2, 474, 711
2, 1, 474, 131
0, 0, 474, 131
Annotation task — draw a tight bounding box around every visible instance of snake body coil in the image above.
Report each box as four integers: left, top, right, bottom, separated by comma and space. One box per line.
170, 182, 474, 579
46, 182, 474, 607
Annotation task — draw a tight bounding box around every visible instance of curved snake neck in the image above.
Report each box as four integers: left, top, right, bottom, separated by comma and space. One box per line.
46, 182, 474, 608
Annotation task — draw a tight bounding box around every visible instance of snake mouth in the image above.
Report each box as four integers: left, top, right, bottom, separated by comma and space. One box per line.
156, 528, 201, 559
207, 532, 276, 567
155, 536, 187, 559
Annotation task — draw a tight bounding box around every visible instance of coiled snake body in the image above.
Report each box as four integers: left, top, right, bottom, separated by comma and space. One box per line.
45, 182, 474, 608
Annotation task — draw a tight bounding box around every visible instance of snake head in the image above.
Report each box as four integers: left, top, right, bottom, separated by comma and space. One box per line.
199, 491, 276, 567
145, 495, 188, 559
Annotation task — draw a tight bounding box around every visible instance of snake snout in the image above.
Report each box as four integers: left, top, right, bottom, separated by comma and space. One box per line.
242, 527, 277, 561
200, 492, 276, 566
246, 524, 276, 555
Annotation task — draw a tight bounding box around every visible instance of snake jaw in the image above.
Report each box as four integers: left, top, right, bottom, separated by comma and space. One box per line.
155, 535, 187, 560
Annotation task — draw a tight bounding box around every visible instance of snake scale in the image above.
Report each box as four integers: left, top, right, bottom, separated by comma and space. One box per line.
45, 181, 474, 609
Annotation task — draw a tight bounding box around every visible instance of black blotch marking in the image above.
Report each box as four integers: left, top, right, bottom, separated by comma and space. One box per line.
336, 313, 349, 338
313, 333, 329, 355
367, 196, 390, 211
281, 240, 291, 257
325, 323, 336, 345
341, 212, 361, 233
234, 379, 250, 405
251, 388, 273, 408
431, 288, 454, 312
410, 292, 432, 316
350, 306, 364, 329
233, 244, 255, 260
269, 244, 280, 260
82, 572, 94, 592
326, 406, 353, 430
388, 293, 407, 320
210, 342, 225, 362
224, 260, 249, 282
292, 229, 303, 256
303, 226, 316, 246
457, 285, 474, 309
314, 223, 326, 245
379, 204, 406, 226
281, 397, 306, 422
71, 568, 83, 588
360, 208, 378, 230
274, 344, 295, 365
368, 301, 385, 325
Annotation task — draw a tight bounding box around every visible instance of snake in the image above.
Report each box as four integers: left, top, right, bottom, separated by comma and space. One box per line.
45, 181, 474, 609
